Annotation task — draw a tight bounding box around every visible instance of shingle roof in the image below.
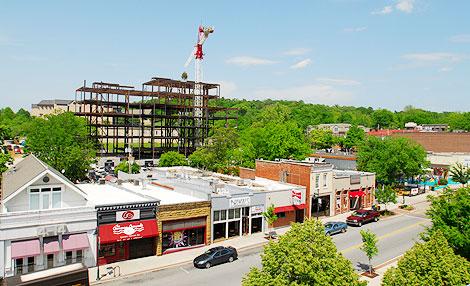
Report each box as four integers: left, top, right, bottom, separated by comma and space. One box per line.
1, 155, 85, 200
35, 99, 73, 106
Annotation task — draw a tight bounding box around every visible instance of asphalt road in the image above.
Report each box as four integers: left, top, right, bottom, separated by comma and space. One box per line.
104, 208, 431, 286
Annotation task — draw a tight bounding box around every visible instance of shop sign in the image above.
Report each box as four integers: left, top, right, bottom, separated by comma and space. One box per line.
116, 210, 140, 222
292, 190, 302, 205
250, 205, 264, 214
229, 197, 251, 208
99, 219, 158, 244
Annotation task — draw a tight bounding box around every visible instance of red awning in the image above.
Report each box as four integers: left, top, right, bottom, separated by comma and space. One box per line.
99, 219, 158, 244
62, 233, 90, 251
11, 239, 40, 259
349, 191, 365, 198
44, 237, 60, 254
274, 204, 306, 214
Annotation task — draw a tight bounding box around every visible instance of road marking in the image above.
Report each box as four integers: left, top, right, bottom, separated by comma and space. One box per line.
340, 221, 426, 254
179, 267, 189, 274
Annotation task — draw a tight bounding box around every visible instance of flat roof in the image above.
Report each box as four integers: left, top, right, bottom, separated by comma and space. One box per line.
78, 183, 156, 206
121, 182, 204, 205
333, 170, 375, 177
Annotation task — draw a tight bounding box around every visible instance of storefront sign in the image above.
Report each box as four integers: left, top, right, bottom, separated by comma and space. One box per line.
292, 190, 302, 205
99, 219, 158, 244
229, 197, 251, 208
116, 210, 140, 222
250, 205, 264, 214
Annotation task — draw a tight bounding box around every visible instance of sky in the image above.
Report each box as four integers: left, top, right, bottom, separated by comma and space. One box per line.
0, 0, 469, 112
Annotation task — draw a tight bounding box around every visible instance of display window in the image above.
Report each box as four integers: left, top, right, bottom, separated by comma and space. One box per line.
162, 227, 205, 253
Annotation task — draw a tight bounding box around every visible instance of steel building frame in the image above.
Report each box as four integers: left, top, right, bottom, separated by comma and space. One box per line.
75, 77, 238, 159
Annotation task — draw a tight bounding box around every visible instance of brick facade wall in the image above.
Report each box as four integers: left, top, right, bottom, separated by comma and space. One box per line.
156, 201, 211, 255
255, 160, 312, 217
392, 132, 470, 153
272, 211, 296, 228
239, 167, 256, 180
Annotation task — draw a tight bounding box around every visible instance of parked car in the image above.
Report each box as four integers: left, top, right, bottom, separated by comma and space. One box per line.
193, 246, 238, 269
346, 209, 380, 226
324, 222, 348, 235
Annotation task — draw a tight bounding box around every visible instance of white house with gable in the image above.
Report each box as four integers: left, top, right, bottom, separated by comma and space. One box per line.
0, 155, 96, 279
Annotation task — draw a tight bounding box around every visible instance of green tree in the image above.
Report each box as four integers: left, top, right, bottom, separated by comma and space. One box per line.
343, 125, 366, 151
262, 204, 278, 239
0, 152, 13, 174
372, 109, 396, 129
0, 125, 11, 141
158, 151, 188, 167
425, 187, 470, 259
449, 163, 470, 186
382, 231, 470, 286
25, 112, 96, 181
242, 219, 365, 286
114, 160, 141, 174
375, 185, 397, 212
308, 128, 334, 150
357, 136, 428, 184
360, 229, 378, 275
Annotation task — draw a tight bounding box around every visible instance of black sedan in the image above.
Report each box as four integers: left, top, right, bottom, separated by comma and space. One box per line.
193, 246, 238, 269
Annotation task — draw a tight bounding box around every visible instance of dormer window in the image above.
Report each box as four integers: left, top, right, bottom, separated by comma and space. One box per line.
29, 187, 62, 210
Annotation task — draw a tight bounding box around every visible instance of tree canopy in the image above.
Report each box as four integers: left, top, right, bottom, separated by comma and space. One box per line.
242, 219, 365, 286
308, 128, 335, 150
382, 231, 470, 286
114, 160, 141, 174
425, 187, 470, 259
158, 151, 188, 167
25, 112, 96, 181
343, 125, 366, 150
375, 185, 397, 211
0, 152, 13, 174
356, 136, 428, 184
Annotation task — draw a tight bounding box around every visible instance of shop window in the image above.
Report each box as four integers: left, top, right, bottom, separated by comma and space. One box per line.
243, 207, 249, 216
65, 251, 73, 265
76, 250, 83, 263
99, 244, 116, 257
251, 217, 262, 234
220, 210, 227, 220
47, 254, 54, 269
234, 208, 241, 219
277, 212, 286, 218
15, 258, 23, 275
214, 211, 220, 222
228, 209, 235, 219
27, 257, 34, 273
228, 221, 240, 238
213, 223, 226, 240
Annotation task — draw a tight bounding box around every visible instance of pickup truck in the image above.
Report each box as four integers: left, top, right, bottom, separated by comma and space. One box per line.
346, 209, 380, 227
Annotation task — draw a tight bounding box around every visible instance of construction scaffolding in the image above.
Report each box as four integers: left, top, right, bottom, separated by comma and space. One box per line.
74, 77, 238, 159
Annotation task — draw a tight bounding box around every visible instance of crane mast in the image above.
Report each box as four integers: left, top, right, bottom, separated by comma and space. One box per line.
184, 25, 214, 146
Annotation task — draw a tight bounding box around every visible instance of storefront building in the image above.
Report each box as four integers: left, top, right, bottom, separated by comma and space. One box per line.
333, 170, 375, 215
79, 183, 159, 266
0, 155, 96, 279
211, 191, 266, 242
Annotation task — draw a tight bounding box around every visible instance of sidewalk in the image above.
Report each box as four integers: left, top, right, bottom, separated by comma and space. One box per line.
90, 190, 437, 285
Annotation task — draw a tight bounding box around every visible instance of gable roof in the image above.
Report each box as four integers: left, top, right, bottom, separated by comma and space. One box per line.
1, 155, 86, 201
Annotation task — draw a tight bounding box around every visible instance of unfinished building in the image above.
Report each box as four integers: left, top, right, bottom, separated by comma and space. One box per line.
74, 77, 238, 159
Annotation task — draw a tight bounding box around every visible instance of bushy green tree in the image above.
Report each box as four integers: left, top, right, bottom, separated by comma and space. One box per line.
360, 229, 378, 275
114, 160, 140, 174
262, 204, 278, 239
25, 112, 96, 181
449, 163, 470, 186
242, 219, 365, 286
375, 185, 397, 211
158, 151, 188, 167
357, 136, 428, 184
425, 187, 470, 259
382, 231, 470, 286
343, 125, 366, 150
308, 128, 335, 150
0, 152, 13, 174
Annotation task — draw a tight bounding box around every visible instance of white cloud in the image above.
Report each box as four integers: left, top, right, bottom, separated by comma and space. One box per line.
396, 0, 414, 13
439, 67, 452, 72
402, 52, 463, 62
218, 80, 237, 97
290, 58, 312, 69
225, 56, 277, 66
372, 5, 393, 15
315, 77, 361, 86
450, 34, 470, 43
343, 27, 367, 33
252, 84, 353, 104
283, 48, 311, 56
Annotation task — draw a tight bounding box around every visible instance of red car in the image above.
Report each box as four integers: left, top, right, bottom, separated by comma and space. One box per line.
346, 209, 380, 226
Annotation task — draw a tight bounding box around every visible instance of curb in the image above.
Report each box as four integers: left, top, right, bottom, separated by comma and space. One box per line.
91, 240, 269, 285
373, 255, 403, 270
